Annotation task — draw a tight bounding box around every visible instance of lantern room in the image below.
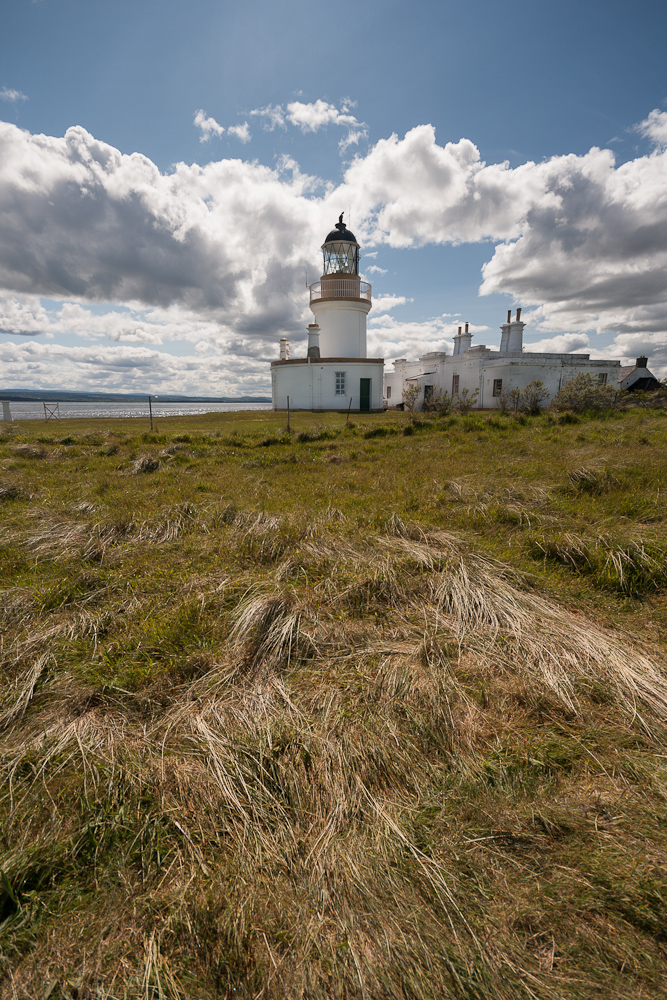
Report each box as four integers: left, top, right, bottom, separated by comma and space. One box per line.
321, 213, 360, 275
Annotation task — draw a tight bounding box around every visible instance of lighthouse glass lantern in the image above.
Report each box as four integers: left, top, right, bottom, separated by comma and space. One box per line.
322, 213, 359, 275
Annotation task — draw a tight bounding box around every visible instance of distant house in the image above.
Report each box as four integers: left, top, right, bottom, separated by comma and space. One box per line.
617, 356, 661, 393
383, 310, 660, 410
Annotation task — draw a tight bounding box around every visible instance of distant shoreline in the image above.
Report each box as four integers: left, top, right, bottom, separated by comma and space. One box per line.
0, 390, 271, 403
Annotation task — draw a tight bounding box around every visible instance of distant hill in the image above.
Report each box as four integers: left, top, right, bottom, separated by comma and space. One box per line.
0, 389, 271, 403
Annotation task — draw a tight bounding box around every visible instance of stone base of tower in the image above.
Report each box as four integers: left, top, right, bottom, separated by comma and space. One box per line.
271, 358, 384, 412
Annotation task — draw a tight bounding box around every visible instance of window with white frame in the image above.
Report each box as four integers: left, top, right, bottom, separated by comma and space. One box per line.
493, 378, 503, 397
452, 374, 460, 395
597, 373, 608, 385
335, 371, 346, 395
386, 385, 392, 399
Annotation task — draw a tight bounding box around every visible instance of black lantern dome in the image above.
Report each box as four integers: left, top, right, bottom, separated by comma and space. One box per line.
321, 213, 359, 275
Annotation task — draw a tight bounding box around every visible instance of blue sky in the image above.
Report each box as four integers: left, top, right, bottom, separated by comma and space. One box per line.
1, 0, 666, 395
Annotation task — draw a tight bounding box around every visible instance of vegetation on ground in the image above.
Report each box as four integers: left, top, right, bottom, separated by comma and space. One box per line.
1, 405, 667, 998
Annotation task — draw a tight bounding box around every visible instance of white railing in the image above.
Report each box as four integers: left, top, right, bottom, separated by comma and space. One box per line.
310, 280, 372, 303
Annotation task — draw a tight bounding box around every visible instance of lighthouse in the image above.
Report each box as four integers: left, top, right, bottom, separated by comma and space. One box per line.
310, 214, 371, 357
271, 214, 384, 412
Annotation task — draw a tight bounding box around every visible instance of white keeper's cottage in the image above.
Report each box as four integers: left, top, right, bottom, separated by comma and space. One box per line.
271, 215, 384, 412
383, 310, 660, 409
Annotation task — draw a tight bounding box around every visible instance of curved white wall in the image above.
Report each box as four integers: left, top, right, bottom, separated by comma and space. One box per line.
310, 299, 371, 358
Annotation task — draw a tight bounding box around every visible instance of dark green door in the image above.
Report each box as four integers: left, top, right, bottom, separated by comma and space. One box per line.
359, 378, 371, 413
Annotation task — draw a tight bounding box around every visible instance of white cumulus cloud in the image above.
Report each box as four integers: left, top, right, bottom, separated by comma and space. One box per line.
285, 99, 359, 132
523, 333, 590, 354
368, 315, 490, 360
227, 121, 251, 143
637, 109, 667, 149
249, 98, 367, 150
193, 109, 225, 141
372, 294, 410, 314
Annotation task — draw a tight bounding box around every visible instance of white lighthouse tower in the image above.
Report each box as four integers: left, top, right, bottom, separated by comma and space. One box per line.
271, 215, 384, 412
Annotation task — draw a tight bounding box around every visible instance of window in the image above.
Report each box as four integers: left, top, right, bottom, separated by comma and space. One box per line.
423, 385, 433, 401
452, 374, 460, 395
597, 373, 608, 385
386, 385, 391, 399
335, 371, 346, 395
493, 378, 503, 397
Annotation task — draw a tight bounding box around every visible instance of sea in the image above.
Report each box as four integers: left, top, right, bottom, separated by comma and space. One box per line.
2, 401, 272, 422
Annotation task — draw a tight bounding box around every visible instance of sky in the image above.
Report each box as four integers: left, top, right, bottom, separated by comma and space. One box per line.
1, 0, 667, 396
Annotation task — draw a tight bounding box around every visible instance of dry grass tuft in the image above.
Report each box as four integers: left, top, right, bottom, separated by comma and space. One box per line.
136, 502, 200, 543
432, 548, 667, 721
229, 589, 314, 675
530, 530, 667, 595
130, 454, 162, 474
0, 654, 52, 730
0, 483, 30, 502
566, 464, 619, 494
11, 443, 47, 459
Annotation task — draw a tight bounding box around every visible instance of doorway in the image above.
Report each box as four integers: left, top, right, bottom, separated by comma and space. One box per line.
359, 378, 371, 412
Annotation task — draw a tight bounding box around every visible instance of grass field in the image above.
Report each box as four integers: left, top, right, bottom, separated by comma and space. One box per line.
1, 405, 667, 999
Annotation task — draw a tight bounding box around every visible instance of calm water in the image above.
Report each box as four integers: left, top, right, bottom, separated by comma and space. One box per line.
1, 401, 272, 422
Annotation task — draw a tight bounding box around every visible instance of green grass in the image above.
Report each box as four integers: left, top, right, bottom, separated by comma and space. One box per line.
1, 406, 667, 997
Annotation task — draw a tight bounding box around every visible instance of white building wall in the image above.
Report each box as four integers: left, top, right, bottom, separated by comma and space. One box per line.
384, 350, 622, 410
272, 359, 384, 411
384, 359, 425, 404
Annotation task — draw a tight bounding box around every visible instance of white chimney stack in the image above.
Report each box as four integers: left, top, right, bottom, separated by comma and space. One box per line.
306, 323, 321, 359
459, 321, 472, 353
279, 337, 290, 361
508, 307, 524, 352
499, 309, 511, 352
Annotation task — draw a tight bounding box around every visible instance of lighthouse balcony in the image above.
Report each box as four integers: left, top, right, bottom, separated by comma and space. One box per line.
310, 277, 372, 305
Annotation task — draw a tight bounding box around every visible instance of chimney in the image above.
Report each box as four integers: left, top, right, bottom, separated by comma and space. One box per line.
508, 305, 525, 353
459, 322, 473, 353
500, 311, 511, 352
636, 356, 648, 369
307, 323, 321, 359
279, 337, 290, 361
453, 325, 462, 355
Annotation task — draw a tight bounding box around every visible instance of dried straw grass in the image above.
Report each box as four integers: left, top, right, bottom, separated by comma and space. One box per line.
3, 512, 667, 997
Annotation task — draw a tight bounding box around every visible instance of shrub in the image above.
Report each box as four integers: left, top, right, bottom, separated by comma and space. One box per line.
519, 379, 550, 415
423, 388, 454, 417
454, 387, 479, 414
629, 382, 667, 409
508, 386, 521, 413
551, 373, 620, 413
402, 384, 421, 415
496, 388, 514, 414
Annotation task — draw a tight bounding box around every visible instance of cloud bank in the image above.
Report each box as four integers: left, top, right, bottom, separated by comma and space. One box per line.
1, 108, 667, 390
